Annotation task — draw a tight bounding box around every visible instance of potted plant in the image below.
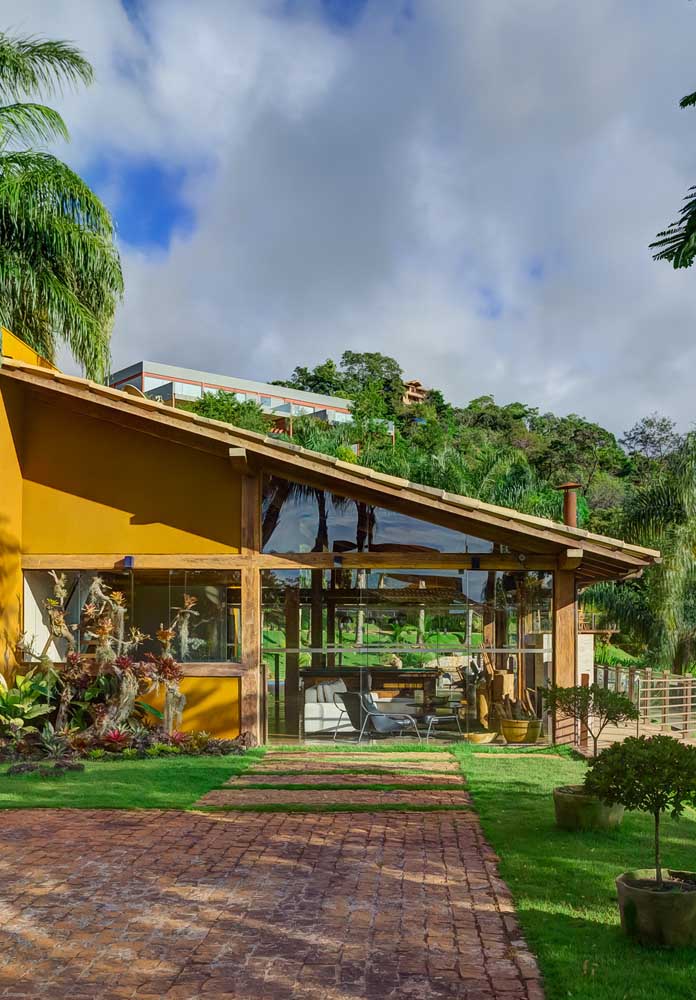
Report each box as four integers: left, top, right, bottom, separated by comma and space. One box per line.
585, 735, 696, 947
496, 693, 542, 744
546, 684, 639, 830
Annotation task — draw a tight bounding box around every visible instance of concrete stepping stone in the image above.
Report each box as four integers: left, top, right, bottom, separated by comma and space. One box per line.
197, 788, 471, 808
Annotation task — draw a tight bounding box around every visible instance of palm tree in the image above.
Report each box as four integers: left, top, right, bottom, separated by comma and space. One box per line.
588, 434, 696, 672
0, 32, 123, 381
651, 89, 696, 269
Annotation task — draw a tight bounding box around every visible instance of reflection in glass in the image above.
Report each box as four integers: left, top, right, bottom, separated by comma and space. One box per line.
23, 570, 241, 663
262, 474, 494, 554
261, 568, 553, 738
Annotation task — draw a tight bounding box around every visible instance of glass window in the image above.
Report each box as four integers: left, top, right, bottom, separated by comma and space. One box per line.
261, 567, 552, 738
23, 570, 241, 663
174, 381, 202, 398
143, 376, 169, 392
262, 474, 493, 554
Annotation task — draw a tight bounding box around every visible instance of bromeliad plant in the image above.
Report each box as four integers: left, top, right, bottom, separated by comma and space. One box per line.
545, 683, 639, 756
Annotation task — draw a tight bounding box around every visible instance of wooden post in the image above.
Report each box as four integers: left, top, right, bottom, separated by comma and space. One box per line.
240, 474, 262, 745
687, 676, 693, 739
310, 570, 324, 670
284, 584, 301, 736
552, 569, 577, 745
579, 672, 589, 751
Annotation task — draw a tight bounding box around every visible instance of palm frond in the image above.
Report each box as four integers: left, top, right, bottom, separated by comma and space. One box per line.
0, 33, 92, 100
651, 186, 696, 268
0, 102, 69, 147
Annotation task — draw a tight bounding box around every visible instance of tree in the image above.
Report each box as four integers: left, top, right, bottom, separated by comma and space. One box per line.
0, 32, 123, 382
652, 85, 696, 268
185, 390, 269, 434
585, 736, 696, 886
620, 413, 683, 463
545, 683, 638, 757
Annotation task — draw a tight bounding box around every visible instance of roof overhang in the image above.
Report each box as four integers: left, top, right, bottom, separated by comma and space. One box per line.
0, 359, 660, 584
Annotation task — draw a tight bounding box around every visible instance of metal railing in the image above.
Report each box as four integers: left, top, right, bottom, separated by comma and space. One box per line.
581, 664, 696, 751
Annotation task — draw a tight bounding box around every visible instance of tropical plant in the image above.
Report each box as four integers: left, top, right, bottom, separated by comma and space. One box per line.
545, 684, 639, 757
588, 434, 696, 672
184, 390, 269, 433
38, 721, 70, 760
585, 736, 696, 886
0, 31, 123, 380
0, 669, 52, 732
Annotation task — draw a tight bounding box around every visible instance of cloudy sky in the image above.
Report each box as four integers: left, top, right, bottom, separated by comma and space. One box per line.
4, 0, 696, 433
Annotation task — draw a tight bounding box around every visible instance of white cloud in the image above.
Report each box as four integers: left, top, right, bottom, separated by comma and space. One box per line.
3, 0, 696, 434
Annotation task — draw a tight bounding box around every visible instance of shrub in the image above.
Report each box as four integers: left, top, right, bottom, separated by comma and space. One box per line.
545, 684, 639, 756
585, 735, 696, 886
86, 748, 106, 760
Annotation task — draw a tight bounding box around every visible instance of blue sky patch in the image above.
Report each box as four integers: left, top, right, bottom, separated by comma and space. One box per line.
87, 157, 195, 250
477, 286, 503, 319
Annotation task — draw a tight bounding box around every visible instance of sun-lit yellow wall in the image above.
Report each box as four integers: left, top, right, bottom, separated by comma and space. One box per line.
22, 400, 241, 554
1, 329, 57, 370
2, 379, 245, 735
0, 382, 24, 674
146, 676, 241, 738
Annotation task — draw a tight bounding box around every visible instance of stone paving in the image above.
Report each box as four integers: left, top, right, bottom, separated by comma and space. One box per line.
198, 787, 472, 808
0, 750, 544, 999
232, 772, 465, 787
200, 750, 470, 809
0, 807, 543, 1000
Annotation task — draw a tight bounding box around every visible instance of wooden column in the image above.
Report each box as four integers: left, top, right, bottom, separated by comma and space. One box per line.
284, 584, 301, 735
552, 569, 577, 745
240, 473, 263, 745
310, 570, 324, 670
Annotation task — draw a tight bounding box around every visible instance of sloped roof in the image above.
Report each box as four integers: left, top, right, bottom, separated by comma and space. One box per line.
0, 356, 660, 582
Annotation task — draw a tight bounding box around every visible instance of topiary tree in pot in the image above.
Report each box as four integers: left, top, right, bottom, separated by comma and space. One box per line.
545, 684, 639, 758
585, 735, 696, 947
546, 684, 639, 830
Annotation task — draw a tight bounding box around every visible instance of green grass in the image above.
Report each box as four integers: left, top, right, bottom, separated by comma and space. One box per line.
453, 746, 696, 1000
0, 752, 264, 810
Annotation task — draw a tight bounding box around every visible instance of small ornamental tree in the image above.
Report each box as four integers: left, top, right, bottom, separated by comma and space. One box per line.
545, 684, 639, 756
585, 736, 696, 887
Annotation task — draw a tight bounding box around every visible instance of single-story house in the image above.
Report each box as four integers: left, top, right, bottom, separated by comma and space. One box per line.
0, 338, 659, 744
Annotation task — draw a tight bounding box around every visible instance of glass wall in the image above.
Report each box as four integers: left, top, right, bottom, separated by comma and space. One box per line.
262, 475, 494, 554
24, 570, 241, 663
262, 567, 552, 738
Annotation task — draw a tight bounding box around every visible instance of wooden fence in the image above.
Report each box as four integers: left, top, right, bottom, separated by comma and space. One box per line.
576, 665, 696, 752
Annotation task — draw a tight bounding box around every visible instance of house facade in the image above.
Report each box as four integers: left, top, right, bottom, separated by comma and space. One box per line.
0, 352, 659, 744
109, 360, 354, 425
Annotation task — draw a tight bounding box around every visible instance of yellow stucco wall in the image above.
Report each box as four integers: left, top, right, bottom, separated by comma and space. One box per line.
146, 676, 241, 738
1, 378, 245, 734
22, 400, 241, 554
0, 382, 24, 674
1, 328, 57, 370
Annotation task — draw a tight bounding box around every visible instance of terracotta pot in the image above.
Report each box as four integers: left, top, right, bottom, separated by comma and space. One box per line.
616, 870, 696, 947
500, 719, 542, 744
553, 785, 624, 831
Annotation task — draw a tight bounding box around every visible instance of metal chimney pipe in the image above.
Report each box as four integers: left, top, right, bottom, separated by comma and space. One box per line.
557, 482, 582, 527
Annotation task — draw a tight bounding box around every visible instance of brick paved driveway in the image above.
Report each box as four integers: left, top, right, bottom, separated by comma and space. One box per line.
0, 808, 542, 999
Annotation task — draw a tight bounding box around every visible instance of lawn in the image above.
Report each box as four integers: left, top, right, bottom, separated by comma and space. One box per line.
0, 752, 264, 810
453, 746, 696, 1000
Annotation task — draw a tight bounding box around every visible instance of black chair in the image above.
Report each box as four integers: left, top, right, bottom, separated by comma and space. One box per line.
333, 690, 421, 743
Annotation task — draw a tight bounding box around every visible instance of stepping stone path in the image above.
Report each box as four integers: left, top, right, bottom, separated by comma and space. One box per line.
233, 771, 465, 787
196, 749, 469, 810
